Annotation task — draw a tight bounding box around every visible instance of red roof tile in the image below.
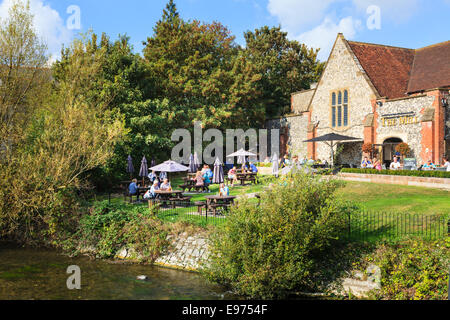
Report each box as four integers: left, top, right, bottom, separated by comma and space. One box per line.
407, 41, 450, 93
348, 41, 415, 99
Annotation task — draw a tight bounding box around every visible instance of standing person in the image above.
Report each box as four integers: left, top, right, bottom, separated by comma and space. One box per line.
373, 157, 382, 171
443, 157, 450, 172
227, 167, 238, 187
389, 157, 402, 170
148, 170, 158, 183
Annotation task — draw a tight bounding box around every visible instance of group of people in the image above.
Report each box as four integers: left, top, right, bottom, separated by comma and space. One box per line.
192, 165, 214, 189
127, 171, 173, 200
361, 156, 450, 171
226, 162, 258, 187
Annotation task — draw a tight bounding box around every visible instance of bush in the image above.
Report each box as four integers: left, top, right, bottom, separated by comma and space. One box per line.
204, 171, 351, 299
69, 201, 169, 262
341, 168, 450, 179
367, 238, 450, 300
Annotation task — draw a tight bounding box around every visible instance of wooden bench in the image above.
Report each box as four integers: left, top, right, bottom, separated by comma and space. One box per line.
192, 185, 210, 193
179, 184, 194, 192
195, 201, 207, 214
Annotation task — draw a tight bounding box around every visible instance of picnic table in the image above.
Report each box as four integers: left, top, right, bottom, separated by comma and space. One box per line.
204, 195, 236, 216
180, 177, 210, 193
235, 172, 258, 186
153, 190, 189, 208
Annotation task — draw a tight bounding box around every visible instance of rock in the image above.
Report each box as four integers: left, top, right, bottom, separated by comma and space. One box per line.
137, 275, 148, 281
116, 248, 128, 260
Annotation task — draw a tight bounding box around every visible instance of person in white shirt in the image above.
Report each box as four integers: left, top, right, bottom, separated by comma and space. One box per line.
390, 157, 402, 170
442, 157, 450, 172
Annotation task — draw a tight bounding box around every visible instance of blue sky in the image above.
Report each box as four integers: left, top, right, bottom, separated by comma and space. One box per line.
0, 0, 449, 61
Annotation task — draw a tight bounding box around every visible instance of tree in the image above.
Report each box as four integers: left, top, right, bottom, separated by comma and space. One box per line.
0, 0, 49, 156
243, 26, 324, 118
143, 1, 264, 129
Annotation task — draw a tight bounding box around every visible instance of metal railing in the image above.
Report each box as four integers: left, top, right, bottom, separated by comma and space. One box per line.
346, 211, 449, 242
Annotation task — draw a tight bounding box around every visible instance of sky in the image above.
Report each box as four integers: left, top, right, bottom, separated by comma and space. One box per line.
0, 0, 449, 62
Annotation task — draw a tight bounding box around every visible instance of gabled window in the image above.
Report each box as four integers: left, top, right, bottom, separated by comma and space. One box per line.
331, 90, 349, 128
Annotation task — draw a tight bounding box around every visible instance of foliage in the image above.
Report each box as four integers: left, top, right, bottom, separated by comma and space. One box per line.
0, 10, 126, 244
366, 238, 450, 300
395, 142, 411, 157
204, 171, 350, 299
70, 201, 169, 262
341, 168, 450, 178
243, 26, 324, 118
0, 0, 49, 154
362, 143, 377, 156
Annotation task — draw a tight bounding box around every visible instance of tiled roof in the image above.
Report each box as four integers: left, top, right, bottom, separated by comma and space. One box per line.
347, 39, 450, 99
407, 41, 450, 93
348, 41, 415, 99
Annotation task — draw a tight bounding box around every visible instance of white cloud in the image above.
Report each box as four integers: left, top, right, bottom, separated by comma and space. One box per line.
267, 0, 337, 30
297, 16, 362, 61
0, 0, 74, 62
352, 0, 420, 22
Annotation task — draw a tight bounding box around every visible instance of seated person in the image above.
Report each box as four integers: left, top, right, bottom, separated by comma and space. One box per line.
205, 165, 213, 179
202, 171, 211, 186
201, 165, 208, 175
160, 179, 171, 191
227, 167, 238, 187
148, 170, 158, 183
389, 157, 402, 170
361, 156, 372, 168
422, 160, 436, 171
219, 183, 230, 196
443, 157, 450, 172
372, 157, 382, 171
194, 171, 205, 186
241, 163, 249, 172
144, 181, 160, 200
249, 163, 258, 173
128, 179, 138, 195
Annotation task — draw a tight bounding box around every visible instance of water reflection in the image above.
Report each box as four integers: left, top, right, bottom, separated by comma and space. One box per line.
0, 245, 239, 300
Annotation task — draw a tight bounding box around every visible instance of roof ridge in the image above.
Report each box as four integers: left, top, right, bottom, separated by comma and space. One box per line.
347, 40, 414, 51
416, 40, 450, 51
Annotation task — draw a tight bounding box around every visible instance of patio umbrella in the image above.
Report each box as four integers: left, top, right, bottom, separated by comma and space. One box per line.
227, 148, 257, 158
151, 159, 156, 168
150, 160, 189, 182
188, 154, 196, 173
126, 155, 134, 179
139, 156, 148, 186
304, 133, 362, 167
212, 158, 224, 184
193, 152, 201, 172
271, 153, 279, 177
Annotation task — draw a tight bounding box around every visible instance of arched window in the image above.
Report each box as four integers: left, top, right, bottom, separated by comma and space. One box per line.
331, 90, 349, 128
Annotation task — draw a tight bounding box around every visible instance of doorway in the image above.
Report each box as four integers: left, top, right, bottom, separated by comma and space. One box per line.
383, 137, 403, 167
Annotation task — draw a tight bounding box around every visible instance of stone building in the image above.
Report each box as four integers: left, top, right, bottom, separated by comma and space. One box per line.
267, 34, 450, 167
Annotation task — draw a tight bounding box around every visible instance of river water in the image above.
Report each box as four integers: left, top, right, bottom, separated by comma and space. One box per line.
0, 244, 240, 300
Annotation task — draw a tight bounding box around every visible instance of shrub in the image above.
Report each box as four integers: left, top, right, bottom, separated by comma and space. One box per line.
367, 238, 450, 300
69, 201, 169, 262
204, 171, 351, 299
395, 143, 411, 157
341, 168, 450, 179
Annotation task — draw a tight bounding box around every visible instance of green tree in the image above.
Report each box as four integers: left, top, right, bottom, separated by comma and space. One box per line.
243, 26, 324, 118
143, 1, 263, 129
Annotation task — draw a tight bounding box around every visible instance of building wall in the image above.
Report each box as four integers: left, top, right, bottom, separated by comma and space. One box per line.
308, 35, 377, 165
375, 95, 435, 165
266, 114, 309, 158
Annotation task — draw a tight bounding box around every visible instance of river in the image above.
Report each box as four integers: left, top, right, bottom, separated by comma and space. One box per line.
0, 244, 240, 300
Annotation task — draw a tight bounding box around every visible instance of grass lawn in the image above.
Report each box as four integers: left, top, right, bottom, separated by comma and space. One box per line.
338, 181, 450, 215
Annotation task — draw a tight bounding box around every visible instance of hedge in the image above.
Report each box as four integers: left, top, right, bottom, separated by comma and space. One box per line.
340, 168, 450, 179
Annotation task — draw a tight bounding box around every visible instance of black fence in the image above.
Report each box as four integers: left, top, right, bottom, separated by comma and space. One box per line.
154, 201, 228, 227
347, 211, 449, 243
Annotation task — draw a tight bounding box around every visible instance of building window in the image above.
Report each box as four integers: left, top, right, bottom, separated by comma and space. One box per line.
331, 90, 349, 128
